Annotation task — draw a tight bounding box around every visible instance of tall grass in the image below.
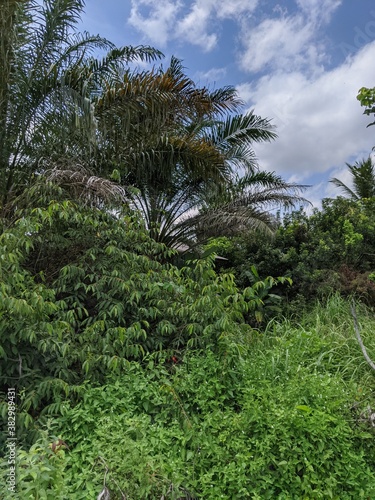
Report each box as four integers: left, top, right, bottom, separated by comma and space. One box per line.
248, 294, 375, 408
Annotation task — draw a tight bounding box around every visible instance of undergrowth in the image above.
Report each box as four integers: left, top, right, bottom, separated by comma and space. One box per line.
2, 296, 374, 499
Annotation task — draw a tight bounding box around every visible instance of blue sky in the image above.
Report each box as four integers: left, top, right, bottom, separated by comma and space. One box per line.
78, 0, 375, 206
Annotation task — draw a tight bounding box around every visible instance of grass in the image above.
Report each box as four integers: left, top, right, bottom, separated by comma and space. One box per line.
258, 294, 375, 383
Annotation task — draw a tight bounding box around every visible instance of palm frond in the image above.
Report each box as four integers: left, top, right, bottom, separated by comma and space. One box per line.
189, 205, 276, 240
46, 165, 127, 205
208, 86, 244, 115
215, 113, 277, 146
330, 177, 359, 200
330, 158, 375, 200
200, 113, 277, 175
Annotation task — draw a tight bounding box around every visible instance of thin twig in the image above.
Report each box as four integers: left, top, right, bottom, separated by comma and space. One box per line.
97, 456, 127, 499
350, 300, 375, 372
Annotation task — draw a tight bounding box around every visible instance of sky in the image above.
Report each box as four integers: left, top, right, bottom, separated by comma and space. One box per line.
78, 0, 375, 207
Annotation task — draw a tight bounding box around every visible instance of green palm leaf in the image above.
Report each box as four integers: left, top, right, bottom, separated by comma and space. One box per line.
330, 158, 375, 200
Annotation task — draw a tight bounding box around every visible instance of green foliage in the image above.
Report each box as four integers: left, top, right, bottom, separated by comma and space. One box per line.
0, 199, 286, 444
2, 201, 375, 499
357, 86, 375, 127
0, 430, 68, 499
224, 197, 375, 308
29, 297, 375, 499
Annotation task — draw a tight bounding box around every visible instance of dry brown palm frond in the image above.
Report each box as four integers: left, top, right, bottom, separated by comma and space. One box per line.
46, 165, 127, 206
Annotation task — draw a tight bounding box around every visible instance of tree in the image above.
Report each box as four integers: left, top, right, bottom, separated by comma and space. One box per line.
100, 60, 307, 249
0, 0, 162, 216
124, 113, 284, 246
330, 157, 375, 200
94, 57, 245, 188
90, 55, 299, 248
127, 164, 308, 249
357, 86, 375, 128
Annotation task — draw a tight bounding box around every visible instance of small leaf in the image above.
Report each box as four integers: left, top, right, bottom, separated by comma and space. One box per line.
296, 405, 312, 413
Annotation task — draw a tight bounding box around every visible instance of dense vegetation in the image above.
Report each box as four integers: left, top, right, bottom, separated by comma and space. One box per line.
1, 1, 375, 499
1, 201, 375, 498
218, 195, 375, 311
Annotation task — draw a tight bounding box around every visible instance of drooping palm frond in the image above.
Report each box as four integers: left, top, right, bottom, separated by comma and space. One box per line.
129, 134, 228, 185
125, 166, 310, 250
191, 171, 309, 241
330, 177, 358, 200
330, 158, 375, 200
45, 165, 128, 205
192, 205, 277, 240
208, 86, 244, 116
235, 171, 309, 205
164, 58, 243, 119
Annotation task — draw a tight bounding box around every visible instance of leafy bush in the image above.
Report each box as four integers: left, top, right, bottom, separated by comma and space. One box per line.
0, 430, 69, 500
223, 198, 375, 309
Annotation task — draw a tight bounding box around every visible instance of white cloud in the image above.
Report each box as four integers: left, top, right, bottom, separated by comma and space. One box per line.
237, 41, 375, 187
129, 0, 182, 47
239, 15, 320, 73
195, 67, 227, 84
295, 0, 342, 24
216, 0, 259, 19
237, 0, 342, 76
129, 0, 259, 51
176, 1, 218, 52
176, 0, 259, 50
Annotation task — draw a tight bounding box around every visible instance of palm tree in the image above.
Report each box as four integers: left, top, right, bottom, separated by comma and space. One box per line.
330, 157, 375, 200
125, 111, 307, 249
0, 0, 162, 215
94, 57, 245, 187
101, 59, 308, 249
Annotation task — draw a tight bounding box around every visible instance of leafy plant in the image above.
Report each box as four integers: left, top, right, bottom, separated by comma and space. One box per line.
0, 197, 287, 445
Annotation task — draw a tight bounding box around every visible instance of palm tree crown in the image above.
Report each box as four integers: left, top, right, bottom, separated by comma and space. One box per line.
0, 0, 162, 213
